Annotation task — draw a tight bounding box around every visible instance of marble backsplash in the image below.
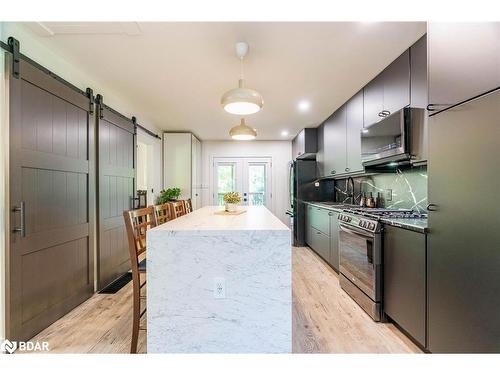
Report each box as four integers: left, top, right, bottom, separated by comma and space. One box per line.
334, 166, 428, 213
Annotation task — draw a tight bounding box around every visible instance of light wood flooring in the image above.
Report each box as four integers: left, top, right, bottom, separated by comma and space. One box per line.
24, 246, 420, 354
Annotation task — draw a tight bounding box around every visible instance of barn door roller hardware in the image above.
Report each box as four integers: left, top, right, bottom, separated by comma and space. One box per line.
86, 88, 95, 115
95, 94, 104, 119
7, 37, 20, 78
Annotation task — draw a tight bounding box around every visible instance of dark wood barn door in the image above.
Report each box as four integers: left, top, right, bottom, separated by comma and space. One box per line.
8, 59, 95, 341
96, 96, 136, 289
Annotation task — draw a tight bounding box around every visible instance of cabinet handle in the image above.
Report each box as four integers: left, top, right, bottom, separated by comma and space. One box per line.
12, 201, 26, 237
328, 212, 333, 216
427, 203, 438, 212
330, 170, 336, 175
345, 167, 350, 172
316, 232, 321, 235
378, 112, 385, 117
381, 110, 391, 116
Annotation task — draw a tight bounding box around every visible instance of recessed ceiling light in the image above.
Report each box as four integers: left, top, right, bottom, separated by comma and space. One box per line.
281, 130, 289, 137
362, 128, 369, 134
298, 100, 311, 112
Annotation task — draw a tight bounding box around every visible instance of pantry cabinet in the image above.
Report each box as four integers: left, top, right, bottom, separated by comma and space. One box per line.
163, 132, 202, 209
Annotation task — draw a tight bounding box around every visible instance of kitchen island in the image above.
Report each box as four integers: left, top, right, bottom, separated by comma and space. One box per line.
147, 205, 291, 353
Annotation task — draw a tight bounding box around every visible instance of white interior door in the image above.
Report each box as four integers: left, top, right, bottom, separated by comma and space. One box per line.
213, 157, 271, 209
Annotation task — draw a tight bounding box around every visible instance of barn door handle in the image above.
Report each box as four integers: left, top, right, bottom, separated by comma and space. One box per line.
12, 201, 26, 237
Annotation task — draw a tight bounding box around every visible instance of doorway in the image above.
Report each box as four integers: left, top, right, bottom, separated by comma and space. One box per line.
213, 157, 272, 209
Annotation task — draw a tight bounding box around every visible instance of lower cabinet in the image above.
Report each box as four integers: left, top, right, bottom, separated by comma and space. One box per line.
308, 227, 330, 261
305, 204, 340, 272
329, 212, 340, 271
384, 225, 426, 348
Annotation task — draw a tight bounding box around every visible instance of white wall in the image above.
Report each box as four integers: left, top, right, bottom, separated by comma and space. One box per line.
201, 141, 292, 224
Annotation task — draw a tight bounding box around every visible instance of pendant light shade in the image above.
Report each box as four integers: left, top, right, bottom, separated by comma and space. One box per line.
221, 42, 264, 115
221, 80, 263, 115
229, 118, 257, 140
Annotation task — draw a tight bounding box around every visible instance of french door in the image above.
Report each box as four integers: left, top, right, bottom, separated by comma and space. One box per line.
213, 157, 272, 209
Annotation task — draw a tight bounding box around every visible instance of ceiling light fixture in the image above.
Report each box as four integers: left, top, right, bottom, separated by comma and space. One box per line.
221, 42, 264, 115
229, 118, 257, 140
298, 100, 311, 112
281, 130, 289, 137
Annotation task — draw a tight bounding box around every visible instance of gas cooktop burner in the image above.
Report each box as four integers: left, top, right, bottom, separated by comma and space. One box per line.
343, 207, 427, 219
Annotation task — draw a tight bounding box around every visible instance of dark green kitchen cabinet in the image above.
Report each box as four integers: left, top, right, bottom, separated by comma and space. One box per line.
328, 210, 340, 272
345, 90, 364, 174
305, 205, 331, 262
323, 105, 346, 176
384, 226, 426, 348
305, 204, 341, 272
363, 49, 410, 127
292, 128, 317, 160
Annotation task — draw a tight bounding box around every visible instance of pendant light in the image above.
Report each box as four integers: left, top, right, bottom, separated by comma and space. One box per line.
229, 118, 257, 140
221, 42, 264, 115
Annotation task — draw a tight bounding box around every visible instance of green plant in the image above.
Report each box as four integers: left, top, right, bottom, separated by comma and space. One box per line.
156, 187, 181, 204
223, 192, 241, 204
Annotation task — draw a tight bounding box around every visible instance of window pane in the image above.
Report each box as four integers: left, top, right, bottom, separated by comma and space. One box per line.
217, 164, 235, 205
248, 165, 265, 206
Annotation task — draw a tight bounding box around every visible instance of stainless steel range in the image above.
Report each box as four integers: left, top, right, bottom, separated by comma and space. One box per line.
337, 207, 427, 321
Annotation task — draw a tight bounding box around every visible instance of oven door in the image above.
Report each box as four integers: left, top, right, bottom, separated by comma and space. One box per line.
338, 223, 382, 301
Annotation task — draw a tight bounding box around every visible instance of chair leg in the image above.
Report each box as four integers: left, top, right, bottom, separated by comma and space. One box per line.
131, 276, 141, 354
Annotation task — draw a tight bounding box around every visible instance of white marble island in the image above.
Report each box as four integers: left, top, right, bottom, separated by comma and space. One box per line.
147, 205, 291, 353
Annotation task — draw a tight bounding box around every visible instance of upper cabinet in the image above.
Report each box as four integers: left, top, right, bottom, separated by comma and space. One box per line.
323, 105, 346, 176
345, 90, 364, 174
315, 35, 428, 178
292, 128, 317, 160
428, 22, 500, 111
364, 50, 411, 127
319, 90, 364, 177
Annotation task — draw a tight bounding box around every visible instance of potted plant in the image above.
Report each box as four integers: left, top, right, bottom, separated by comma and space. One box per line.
223, 192, 241, 212
156, 187, 181, 204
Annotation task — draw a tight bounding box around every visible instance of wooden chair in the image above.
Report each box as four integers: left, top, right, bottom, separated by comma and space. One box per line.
123, 206, 157, 353
153, 203, 175, 225
184, 198, 193, 213
170, 201, 187, 218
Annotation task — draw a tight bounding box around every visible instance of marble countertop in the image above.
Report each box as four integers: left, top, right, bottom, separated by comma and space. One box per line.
150, 205, 289, 232
380, 217, 428, 234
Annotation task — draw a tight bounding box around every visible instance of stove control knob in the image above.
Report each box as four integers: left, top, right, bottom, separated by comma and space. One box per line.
359, 220, 364, 227
369, 223, 375, 230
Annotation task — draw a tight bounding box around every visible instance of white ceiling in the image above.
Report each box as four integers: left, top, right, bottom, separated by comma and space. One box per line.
23, 22, 426, 140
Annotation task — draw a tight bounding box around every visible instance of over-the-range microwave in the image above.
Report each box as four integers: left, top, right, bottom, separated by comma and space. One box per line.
360, 107, 427, 168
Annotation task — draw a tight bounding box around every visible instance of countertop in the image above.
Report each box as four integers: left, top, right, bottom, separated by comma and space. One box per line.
150, 205, 289, 233
304, 201, 428, 234
380, 217, 428, 234
147, 205, 291, 353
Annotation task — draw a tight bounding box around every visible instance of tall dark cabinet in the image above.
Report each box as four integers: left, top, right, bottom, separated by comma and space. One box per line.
427, 23, 500, 353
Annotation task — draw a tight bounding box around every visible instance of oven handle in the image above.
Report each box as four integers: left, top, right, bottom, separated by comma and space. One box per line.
338, 223, 375, 239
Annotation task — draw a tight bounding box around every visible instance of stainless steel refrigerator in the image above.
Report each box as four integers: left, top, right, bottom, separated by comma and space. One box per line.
287, 160, 333, 246
427, 88, 500, 352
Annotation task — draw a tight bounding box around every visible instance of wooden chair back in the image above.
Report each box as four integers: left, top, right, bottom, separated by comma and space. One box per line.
184, 198, 193, 213
123, 207, 157, 263
153, 203, 175, 225
170, 201, 187, 218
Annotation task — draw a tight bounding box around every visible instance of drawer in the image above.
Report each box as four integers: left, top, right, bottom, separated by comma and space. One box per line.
307, 205, 330, 235
308, 227, 330, 261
